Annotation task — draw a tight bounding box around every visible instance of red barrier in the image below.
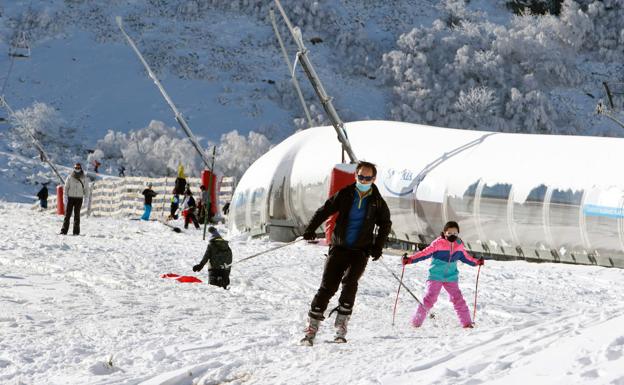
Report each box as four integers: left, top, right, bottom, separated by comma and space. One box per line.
324, 164, 357, 245
200, 169, 218, 216
56, 185, 64, 215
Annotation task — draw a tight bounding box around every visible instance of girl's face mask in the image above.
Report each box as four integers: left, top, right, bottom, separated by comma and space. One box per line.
445, 230, 459, 243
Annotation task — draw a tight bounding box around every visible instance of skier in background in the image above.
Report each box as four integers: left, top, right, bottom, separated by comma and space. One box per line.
118, 165, 126, 177
36, 182, 49, 210
60, 163, 89, 235
93, 159, 101, 173
183, 188, 200, 229
402, 220, 484, 328
174, 164, 187, 195
141, 182, 158, 221
222, 201, 230, 216
168, 192, 180, 220
193, 226, 232, 289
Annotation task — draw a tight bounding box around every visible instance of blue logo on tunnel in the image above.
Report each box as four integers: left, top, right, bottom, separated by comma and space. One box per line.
383, 168, 416, 196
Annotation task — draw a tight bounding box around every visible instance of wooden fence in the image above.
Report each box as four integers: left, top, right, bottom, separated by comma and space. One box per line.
39, 177, 203, 219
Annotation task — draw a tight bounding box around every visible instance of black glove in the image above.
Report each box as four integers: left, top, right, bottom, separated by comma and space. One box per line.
303, 231, 316, 241
401, 253, 410, 265
192, 264, 202, 272
371, 247, 382, 261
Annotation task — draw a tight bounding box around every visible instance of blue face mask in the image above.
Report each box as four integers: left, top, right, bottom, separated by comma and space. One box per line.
356, 182, 372, 192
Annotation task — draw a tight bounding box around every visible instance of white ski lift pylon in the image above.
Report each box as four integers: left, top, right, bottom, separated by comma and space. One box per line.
9, 31, 31, 58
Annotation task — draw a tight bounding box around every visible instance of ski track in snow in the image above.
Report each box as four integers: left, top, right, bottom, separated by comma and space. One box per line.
1, 203, 623, 384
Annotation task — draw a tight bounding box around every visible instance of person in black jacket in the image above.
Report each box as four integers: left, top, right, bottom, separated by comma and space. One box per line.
300, 161, 392, 345
141, 183, 158, 220
193, 226, 233, 289
36, 183, 49, 210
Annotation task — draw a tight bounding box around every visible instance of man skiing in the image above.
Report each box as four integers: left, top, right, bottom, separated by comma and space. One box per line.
193, 226, 232, 289
60, 163, 89, 235
300, 161, 392, 345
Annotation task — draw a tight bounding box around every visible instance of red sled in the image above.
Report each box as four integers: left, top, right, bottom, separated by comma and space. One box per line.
161, 273, 202, 283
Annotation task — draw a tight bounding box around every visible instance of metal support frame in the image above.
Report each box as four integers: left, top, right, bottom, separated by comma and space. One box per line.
116, 16, 212, 169
269, 8, 313, 128
273, 0, 358, 164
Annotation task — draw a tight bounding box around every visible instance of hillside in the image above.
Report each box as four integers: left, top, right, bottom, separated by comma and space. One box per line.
0, 0, 623, 201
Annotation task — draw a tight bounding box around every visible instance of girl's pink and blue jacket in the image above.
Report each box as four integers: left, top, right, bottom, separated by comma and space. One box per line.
407, 237, 480, 282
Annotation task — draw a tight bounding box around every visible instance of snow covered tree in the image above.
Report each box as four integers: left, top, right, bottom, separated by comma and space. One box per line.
91, 120, 203, 177
7, 102, 81, 163
379, 0, 623, 135
91, 121, 272, 179
215, 130, 272, 180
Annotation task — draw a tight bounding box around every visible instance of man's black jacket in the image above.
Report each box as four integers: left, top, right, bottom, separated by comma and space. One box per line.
304, 183, 392, 255
142, 188, 158, 205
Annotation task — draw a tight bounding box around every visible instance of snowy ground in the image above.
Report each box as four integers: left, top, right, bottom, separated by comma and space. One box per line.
1, 203, 624, 385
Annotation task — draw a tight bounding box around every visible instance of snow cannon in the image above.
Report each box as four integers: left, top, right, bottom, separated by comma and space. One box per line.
56, 185, 64, 215
324, 163, 358, 245
201, 169, 218, 217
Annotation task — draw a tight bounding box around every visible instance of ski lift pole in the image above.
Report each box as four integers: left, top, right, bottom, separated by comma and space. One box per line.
0, 96, 64, 185
269, 8, 313, 128
203, 145, 217, 240
115, 16, 211, 169
273, 0, 358, 164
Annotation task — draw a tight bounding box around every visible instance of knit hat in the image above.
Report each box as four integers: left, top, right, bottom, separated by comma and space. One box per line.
208, 226, 221, 238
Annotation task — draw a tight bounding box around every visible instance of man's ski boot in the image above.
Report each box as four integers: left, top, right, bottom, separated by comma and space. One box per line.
333, 305, 351, 344
300, 314, 322, 346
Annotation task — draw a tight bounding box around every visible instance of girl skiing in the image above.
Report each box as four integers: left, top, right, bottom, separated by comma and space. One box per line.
402, 221, 483, 328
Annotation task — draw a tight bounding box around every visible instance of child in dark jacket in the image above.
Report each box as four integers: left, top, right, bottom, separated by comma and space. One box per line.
36, 184, 49, 209
193, 227, 233, 289
183, 189, 200, 229
402, 221, 484, 328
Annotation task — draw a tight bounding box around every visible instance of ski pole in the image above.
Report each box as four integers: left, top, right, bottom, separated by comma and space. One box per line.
227, 237, 303, 268
379, 257, 426, 307
473, 264, 482, 323
392, 260, 406, 326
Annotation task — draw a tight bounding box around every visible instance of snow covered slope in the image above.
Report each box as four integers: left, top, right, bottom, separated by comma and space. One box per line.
1, 204, 623, 384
